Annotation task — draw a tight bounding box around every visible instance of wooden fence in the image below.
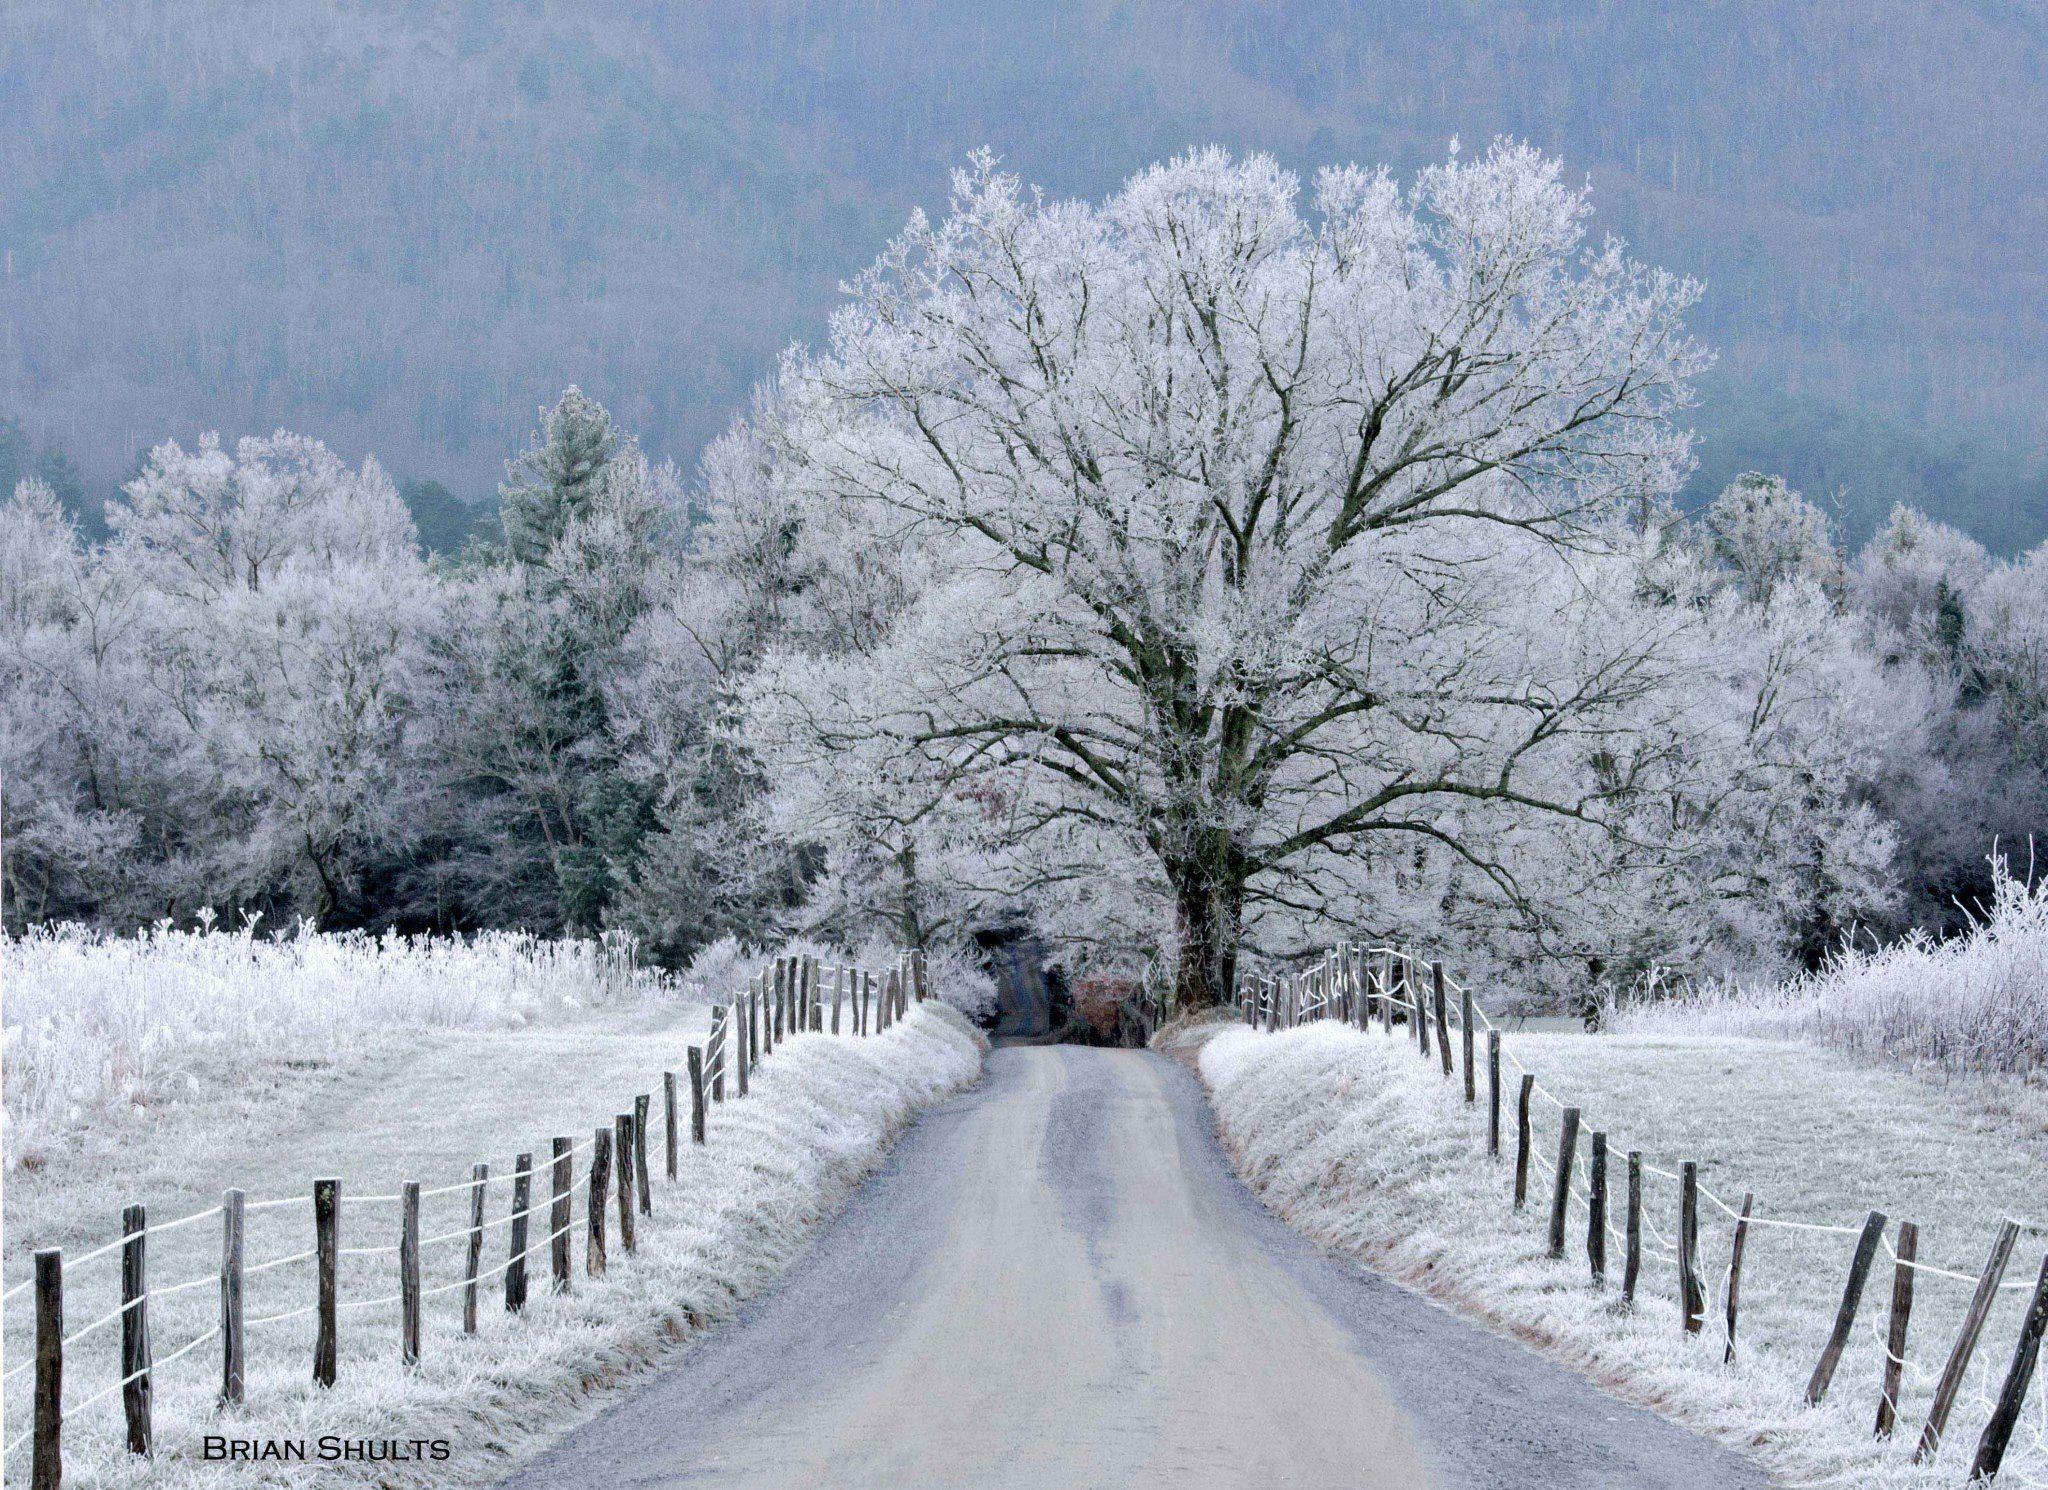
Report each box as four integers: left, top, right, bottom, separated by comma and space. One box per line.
1235, 943, 2048, 1485
2, 949, 930, 1488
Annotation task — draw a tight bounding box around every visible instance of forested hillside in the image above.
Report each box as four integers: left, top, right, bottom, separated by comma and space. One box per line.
3, 0, 2044, 549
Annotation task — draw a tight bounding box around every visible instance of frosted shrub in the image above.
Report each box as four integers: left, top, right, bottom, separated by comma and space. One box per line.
1, 921, 678, 1167
1614, 867, 2048, 1074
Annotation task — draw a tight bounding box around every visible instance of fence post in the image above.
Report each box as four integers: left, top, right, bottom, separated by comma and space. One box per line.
1875, 1219, 1917, 1439
587, 1128, 611, 1277
550, 1139, 573, 1294
400, 1178, 432, 1366
1513, 1075, 1534, 1208
1915, 1217, 2019, 1462
220, 1187, 245, 1405
1624, 1152, 1642, 1307
1724, 1192, 1753, 1363
506, 1153, 533, 1313
1586, 1132, 1607, 1287
1487, 1032, 1501, 1156
773, 961, 787, 1042
1432, 964, 1452, 1077
663, 1073, 680, 1180
615, 1114, 636, 1254
462, 1166, 487, 1332
711, 1008, 727, 1103
1678, 1163, 1704, 1334
1378, 952, 1394, 1033
737, 998, 752, 1096
315, 1178, 339, 1385
121, 1204, 151, 1457
832, 967, 844, 1034
1460, 988, 1476, 1104
1806, 1209, 1887, 1404
1546, 1108, 1580, 1259
689, 1047, 706, 1144
1971, 1251, 2048, 1482
634, 1094, 653, 1216
33, 1248, 60, 1490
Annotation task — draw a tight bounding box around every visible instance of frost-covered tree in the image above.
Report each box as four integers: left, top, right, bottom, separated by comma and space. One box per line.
739, 145, 1723, 1005
1703, 472, 1842, 604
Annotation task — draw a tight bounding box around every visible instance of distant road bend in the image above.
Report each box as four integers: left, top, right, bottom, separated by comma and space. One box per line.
503, 1047, 1769, 1489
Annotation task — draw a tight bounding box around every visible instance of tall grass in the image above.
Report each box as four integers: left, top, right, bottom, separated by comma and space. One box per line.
1612, 867, 2048, 1074
2, 919, 672, 1168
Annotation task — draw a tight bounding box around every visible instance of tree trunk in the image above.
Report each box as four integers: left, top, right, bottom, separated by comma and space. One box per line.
1169, 863, 1242, 1009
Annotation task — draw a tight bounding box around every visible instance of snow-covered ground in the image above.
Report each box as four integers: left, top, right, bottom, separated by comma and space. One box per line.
1197, 1019, 2048, 1489
1, 949, 985, 1488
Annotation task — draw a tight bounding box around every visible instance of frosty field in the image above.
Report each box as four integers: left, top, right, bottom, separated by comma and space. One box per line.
1199, 1020, 2048, 1488
0, 930, 986, 1488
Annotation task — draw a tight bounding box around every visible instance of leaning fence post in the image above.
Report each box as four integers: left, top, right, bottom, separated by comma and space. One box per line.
33, 1248, 60, 1490
220, 1187, 245, 1404
1806, 1209, 1887, 1404
634, 1094, 653, 1216
1623, 1152, 1642, 1307
1432, 964, 1452, 1077
315, 1178, 339, 1385
1547, 1108, 1580, 1259
689, 1047, 706, 1144
1724, 1192, 1753, 1363
121, 1204, 151, 1457
1875, 1219, 1917, 1439
1487, 1032, 1501, 1157
1513, 1075, 1534, 1208
1971, 1250, 2048, 1483
587, 1128, 611, 1277
506, 1153, 533, 1313
1586, 1132, 1608, 1287
399, 1179, 429, 1366
461, 1165, 487, 1333
1915, 1217, 2020, 1462
615, 1114, 637, 1254
550, 1139, 573, 1294
1678, 1163, 1703, 1334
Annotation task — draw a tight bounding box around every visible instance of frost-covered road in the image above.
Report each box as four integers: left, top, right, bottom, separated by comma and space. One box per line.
501, 1047, 1768, 1489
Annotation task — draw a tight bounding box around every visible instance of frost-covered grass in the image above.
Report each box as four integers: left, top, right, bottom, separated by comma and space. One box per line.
1, 989, 984, 1488
1, 921, 675, 1172
1198, 1020, 2048, 1489
1613, 870, 2048, 1076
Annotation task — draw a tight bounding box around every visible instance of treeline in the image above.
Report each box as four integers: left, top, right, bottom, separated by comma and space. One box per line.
2, 390, 2043, 978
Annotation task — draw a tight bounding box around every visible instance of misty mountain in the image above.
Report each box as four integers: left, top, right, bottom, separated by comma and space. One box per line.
3, 1, 2044, 549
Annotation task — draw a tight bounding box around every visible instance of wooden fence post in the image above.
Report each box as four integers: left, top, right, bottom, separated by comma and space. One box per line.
1806, 1209, 1887, 1404
663, 1074, 680, 1179
1379, 952, 1394, 1033
33, 1248, 60, 1490
1433, 964, 1452, 1077
1971, 1251, 2048, 1483
832, 967, 844, 1034
1724, 1193, 1753, 1363
1460, 988, 1476, 1104
315, 1178, 339, 1385
1487, 1032, 1501, 1157
1678, 1163, 1703, 1334
587, 1128, 611, 1277
462, 1165, 487, 1332
506, 1153, 533, 1313
615, 1114, 636, 1254
1587, 1132, 1608, 1287
711, 1008, 727, 1102
688, 1047, 707, 1144
634, 1094, 653, 1215
400, 1181, 421, 1368
1915, 1217, 2020, 1462
1513, 1074, 1534, 1208
1624, 1152, 1642, 1307
220, 1187, 245, 1405
550, 1139, 573, 1294
121, 1204, 151, 1457
773, 962, 786, 1042
737, 998, 752, 1097
1547, 1108, 1580, 1259
1875, 1220, 1917, 1439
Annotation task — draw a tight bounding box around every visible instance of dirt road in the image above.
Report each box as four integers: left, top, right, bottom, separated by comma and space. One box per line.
501, 1046, 1768, 1489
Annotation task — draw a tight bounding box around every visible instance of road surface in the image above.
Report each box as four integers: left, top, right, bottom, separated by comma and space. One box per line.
501, 1046, 1769, 1489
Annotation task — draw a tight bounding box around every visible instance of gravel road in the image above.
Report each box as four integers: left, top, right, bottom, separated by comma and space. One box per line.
501, 1045, 1770, 1489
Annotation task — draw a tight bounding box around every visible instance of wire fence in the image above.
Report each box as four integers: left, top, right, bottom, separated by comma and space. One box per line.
1233, 942, 2048, 1489
1, 947, 931, 1483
